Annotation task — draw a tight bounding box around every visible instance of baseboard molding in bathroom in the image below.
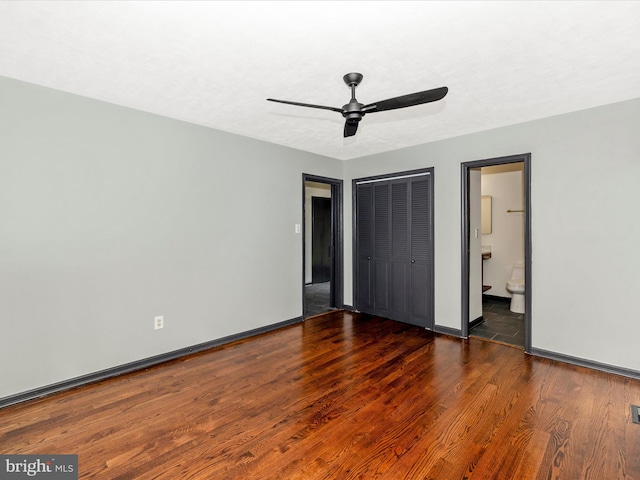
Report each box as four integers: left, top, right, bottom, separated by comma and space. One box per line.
469, 316, 484, 329
530, 347, 640, 381
482, 294, 510, 303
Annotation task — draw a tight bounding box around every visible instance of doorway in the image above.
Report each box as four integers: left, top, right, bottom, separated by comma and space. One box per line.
461, 154, 531, 352
303, 175, 343, 318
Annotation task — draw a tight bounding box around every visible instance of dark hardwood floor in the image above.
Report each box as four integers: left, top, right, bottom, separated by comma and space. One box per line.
2, 310, 640, 479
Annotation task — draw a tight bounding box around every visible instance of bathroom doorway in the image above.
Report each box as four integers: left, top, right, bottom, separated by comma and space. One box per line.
461, 154, 531, 351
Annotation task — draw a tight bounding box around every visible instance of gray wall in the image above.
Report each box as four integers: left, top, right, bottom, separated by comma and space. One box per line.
344, 97, 640, 372
0, 76, 342, 398
3, 74, 640, 400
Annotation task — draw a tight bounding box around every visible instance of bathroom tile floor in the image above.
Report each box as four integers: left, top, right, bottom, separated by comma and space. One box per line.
470, 295, 525, 347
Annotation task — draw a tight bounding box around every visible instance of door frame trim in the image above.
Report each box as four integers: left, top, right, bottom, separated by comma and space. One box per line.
302, 174, 344, 316
352, 167, 435, 329
460, 153, 532, 352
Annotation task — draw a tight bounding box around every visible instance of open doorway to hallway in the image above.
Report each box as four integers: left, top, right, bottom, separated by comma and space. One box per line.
302, 175, 343, 318
461, 154, 531, 351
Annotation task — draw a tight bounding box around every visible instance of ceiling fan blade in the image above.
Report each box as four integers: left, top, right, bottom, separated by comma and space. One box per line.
344, 121, 359, 137
362, 86, 448, 114
267, 98, 343, 113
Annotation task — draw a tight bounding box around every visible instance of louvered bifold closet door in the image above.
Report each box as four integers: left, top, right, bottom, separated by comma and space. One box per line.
355, 183, 374, 314
409, 177, 433, 327
389, 180, 410, 322
355, 172, 433, 328
373, 182, 391, 317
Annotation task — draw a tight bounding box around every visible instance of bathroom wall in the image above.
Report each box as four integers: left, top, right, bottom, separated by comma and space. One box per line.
469, 169, 483, 321
481, 163, 525, 298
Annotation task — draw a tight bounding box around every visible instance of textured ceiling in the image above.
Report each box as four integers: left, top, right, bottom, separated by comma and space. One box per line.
1, 1, 640, 160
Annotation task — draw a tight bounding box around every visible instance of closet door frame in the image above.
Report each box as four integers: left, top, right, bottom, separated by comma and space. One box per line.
352, 167, 434, 329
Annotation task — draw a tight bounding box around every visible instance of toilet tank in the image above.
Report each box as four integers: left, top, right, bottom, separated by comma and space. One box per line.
511, 262, 524, 280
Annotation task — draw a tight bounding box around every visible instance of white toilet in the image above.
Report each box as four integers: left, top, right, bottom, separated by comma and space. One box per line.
506, 262, 525, 314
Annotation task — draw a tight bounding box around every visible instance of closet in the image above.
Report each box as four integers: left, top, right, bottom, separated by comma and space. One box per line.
354, 170, 433, 328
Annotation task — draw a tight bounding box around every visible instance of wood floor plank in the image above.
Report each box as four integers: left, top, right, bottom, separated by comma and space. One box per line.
2, 310, 640, 479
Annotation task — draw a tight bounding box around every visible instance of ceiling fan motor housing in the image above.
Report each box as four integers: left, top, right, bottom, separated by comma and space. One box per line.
343, 101, 364, 122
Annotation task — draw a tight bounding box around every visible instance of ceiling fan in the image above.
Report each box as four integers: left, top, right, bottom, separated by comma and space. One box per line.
267, 73, 448, 138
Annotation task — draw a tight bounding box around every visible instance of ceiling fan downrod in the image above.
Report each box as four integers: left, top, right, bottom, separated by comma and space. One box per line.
342, 72, 364, 125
